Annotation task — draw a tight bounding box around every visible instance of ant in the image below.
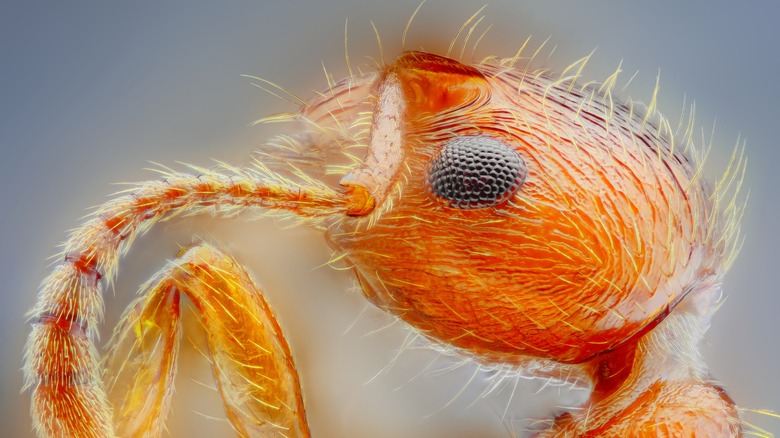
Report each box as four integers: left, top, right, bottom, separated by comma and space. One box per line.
23, 6, 770, 437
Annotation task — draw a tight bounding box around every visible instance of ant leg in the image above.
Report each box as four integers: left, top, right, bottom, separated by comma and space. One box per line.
24, 169, 355, 437
107, 243, 310, 438
106, 279, 180, 437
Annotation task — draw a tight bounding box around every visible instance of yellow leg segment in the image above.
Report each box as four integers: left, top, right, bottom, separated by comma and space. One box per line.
107, 243, 310, 438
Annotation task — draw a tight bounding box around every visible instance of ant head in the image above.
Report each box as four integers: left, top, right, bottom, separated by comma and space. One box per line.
323, 52, 721, 365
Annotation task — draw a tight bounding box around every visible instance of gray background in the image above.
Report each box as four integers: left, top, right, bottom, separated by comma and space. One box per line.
2, 1, 778, 437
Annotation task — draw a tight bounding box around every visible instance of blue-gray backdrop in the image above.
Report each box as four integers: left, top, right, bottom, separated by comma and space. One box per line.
2, 2, 777, 437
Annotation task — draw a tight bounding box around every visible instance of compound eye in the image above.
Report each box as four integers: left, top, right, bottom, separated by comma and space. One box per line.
428, 135, 527, 209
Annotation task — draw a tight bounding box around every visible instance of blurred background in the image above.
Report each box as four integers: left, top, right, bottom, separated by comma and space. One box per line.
2, 1, 778, 436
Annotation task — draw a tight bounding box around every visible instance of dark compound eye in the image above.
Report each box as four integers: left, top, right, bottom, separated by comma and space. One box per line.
428, 135, 527, 209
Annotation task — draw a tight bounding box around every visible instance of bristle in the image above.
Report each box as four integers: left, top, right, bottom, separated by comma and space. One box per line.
447, 5, 487, 59
402, 0, 426, 52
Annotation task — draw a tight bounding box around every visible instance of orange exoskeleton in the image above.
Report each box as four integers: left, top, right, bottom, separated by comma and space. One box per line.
23, 16, 753, 438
